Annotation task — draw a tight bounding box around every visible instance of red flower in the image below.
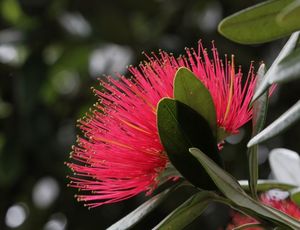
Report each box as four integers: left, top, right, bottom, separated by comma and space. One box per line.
227, 192, 300, 230
67, 42, 256, 208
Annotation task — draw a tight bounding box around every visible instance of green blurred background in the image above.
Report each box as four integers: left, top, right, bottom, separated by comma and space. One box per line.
1, 0, 300, 229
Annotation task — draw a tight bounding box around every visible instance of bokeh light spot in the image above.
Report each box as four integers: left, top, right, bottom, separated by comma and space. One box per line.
51, 70, 80, 95
5, 203, 28, 228
89, 43, 134, 77
32, 177, 60, 209
44, 213, 67, 230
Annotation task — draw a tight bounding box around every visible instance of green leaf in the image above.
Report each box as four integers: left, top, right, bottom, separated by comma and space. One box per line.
218, 0, 297, 44
248, 145, 259, 199
269, 148, 300, 186
248, 64, 268, 199
270, 48, 300, 83
248, 100, 300, 147
251, 64, 269, 135
290, 188, 300, 207
252, 31, 300, 102
154, 191, 220, 230
107, 186, 176, 230
189, 147, 300, 229
157, 98, 221, 190
277, 0, 300, 30
174, 67, 217, 137
239, 180, 297, 192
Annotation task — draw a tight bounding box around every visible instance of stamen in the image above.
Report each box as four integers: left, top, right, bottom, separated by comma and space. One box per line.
224, 55, 235, 121
92, 136, 134, 150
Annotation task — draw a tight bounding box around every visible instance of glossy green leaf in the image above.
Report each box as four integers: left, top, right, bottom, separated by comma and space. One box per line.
277, 0, 300, 29
248, 100, 300, 147
107, 186, 176, 230
157, 98, 221, 190
252, 31, 300, 102
270, 48, 300, 83
189, 147, 300, 229
174, 67, 217, 137
218, 0, 297, 44
248, 64, 268, 199
154, 191, 220, 230
290, 188, 300, 207
239, 180, 297, 192
269, 148, 300, 186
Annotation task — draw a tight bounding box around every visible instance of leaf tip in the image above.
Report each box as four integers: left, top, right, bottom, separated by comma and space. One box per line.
189, 147, 200, 156
257, 63, 266, 74
175, 66, 191, 76
217, 19, 226, 35
247, 138, 256, 148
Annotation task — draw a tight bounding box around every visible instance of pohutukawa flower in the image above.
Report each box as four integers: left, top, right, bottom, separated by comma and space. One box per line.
226, 192, 300, 230
67, 41, 257, 208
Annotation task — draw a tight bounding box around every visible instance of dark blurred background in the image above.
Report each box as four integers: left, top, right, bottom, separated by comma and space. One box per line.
1, 0, 300, 229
